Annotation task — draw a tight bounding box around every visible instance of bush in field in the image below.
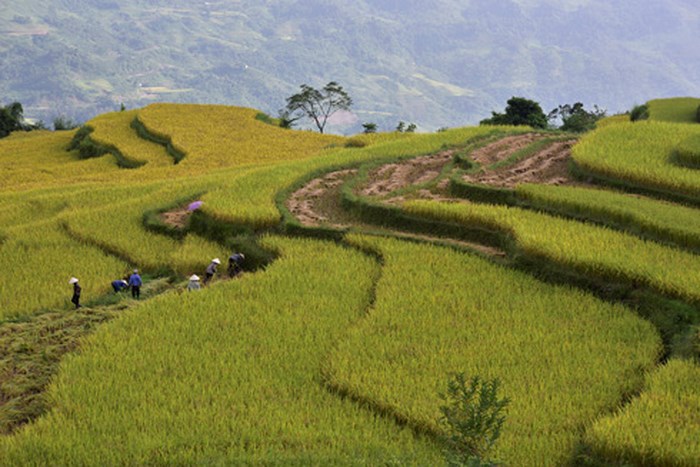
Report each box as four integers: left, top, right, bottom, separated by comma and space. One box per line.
362, 122, 377, 134
396, 121, 417, 133
630, 104, 649, 122
53, 116, 79, 131
67, 125, 93, 151
697, 104, 700, 123
440, 374, 509, 466
480, 97, 548, 129
345, 137, 367, 148
77, 138, 107, 159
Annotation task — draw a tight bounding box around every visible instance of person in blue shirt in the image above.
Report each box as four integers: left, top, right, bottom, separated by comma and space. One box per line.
112, 279, 128, 293
128, 269, 142, 299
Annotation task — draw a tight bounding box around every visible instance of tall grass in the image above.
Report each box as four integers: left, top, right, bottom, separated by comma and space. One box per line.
405, 199, 700, 305
572, 121, 700, 200
325, 234, 660, 466
0, 236, 441, 465
88, 110, 173, 167
585, 359, 700, 466
0, 221, 127, 319
648, 97, 700, 123
516, 183, 700, 250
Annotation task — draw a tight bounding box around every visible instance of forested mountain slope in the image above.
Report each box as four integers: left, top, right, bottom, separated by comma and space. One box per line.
1, 0, 698, 131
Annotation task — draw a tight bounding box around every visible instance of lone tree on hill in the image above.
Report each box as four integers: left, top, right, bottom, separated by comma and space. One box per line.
281, 81, 352, 133
480, 97, 548, 129
548, 102, 606, 133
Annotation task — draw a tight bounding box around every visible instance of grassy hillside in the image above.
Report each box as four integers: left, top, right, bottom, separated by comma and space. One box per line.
1, 99, 700, 465
648, 97, 700, 123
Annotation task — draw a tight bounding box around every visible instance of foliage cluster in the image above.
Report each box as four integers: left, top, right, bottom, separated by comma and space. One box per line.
0, 102, 26, 138
480, 97, 547, 129
630, 104, 649, 122
547, 102, 606, 133
280, 81, 352, 134
440, 374, 509, 466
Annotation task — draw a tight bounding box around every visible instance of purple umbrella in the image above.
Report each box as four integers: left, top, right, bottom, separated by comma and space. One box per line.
187, 200, 204, 211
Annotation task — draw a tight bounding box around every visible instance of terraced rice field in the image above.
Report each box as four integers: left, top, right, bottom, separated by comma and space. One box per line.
1, 97, 699, 465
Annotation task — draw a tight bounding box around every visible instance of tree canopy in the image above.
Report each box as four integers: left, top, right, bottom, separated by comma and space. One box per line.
0, 102, 25, 138
548, 102, 606, 132
281, 81, 352, 133
480, 97, 548, 129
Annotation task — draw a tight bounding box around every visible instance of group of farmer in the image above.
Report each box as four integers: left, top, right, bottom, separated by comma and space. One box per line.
111, 269, 143, 297
186, 253, 245, 292
68, 252, 245, 309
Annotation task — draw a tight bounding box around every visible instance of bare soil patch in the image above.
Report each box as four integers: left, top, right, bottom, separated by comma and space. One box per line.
359, 149, 455, 198
464, 139, 578, 188
469, 133, 550, 166
160, 207, 192, 229
287, 169, 358, 227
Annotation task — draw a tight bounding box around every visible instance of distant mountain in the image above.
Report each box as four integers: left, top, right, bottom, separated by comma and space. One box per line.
1, 0, 699, 132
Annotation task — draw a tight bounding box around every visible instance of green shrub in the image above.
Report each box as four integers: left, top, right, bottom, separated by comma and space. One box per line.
344, 137, 367, 148
362, 122, 377, 134
630, 104, 649, 122
77, 138, 108, 159
53, 116, 79, 131
67, 125, 93, 151
254, 112, 279, 126
440, 374, 509, 466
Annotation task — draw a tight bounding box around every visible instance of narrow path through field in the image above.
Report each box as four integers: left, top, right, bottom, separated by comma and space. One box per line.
0, 278, 173, 435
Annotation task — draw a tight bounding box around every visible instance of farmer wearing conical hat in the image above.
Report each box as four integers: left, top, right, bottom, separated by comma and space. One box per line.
69, 277, 81, 309
112, 277, 129, 293
187, 274, 201, 291
204, 258, 220, 285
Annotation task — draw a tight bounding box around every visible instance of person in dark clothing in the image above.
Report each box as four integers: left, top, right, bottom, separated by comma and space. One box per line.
228, 253, 245, 278
69, 277, 81, 309
128, 269, 142, 299
204, 258, 220, 285
112, 279, 128, 293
